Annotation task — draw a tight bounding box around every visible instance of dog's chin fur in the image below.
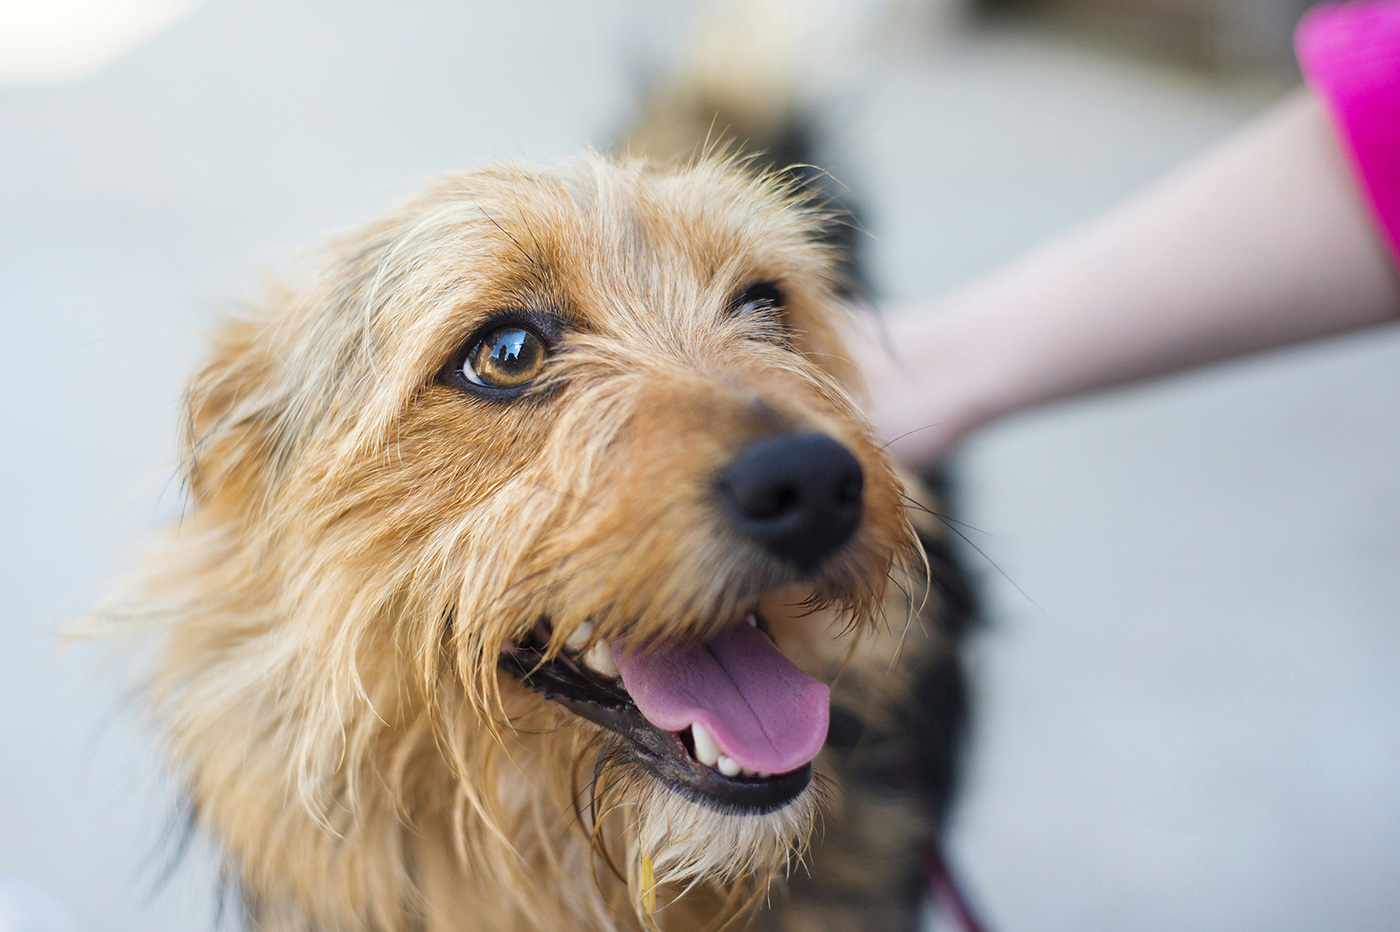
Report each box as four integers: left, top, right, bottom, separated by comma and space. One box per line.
604, 744, 823, 909
88, 152, 950, 932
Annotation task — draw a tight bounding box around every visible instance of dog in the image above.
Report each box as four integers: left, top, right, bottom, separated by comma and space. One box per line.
95, 26, 976, 932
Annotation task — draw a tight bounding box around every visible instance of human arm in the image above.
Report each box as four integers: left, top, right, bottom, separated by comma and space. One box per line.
862, 88, 1400, 466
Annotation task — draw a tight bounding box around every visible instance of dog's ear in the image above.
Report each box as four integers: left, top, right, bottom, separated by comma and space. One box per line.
184, 310, 287, 513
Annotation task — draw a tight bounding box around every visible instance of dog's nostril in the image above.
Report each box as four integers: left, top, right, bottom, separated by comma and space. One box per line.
835, 470, 863, 507
717, 432, 864, 572
743, 483, 799, 521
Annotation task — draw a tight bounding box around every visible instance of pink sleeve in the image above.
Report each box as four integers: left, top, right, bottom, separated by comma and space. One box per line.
1296, 1, 1400, 268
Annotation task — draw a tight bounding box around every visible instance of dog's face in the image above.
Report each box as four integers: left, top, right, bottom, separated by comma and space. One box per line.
175, 157, 916, 924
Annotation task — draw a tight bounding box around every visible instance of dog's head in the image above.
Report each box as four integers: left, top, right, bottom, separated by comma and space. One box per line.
161, 156, 917, 927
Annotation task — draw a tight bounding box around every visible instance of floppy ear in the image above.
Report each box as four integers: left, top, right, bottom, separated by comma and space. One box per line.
184, 310, 286, 514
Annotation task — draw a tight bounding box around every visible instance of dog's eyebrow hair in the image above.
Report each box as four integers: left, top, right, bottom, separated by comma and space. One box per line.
477, 207, 552, 290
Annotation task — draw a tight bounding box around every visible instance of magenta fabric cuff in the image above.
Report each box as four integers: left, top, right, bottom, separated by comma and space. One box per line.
1297, 1, 1400, 268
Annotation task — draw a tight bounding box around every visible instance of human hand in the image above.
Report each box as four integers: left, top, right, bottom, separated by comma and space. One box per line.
851, 305, 999, 469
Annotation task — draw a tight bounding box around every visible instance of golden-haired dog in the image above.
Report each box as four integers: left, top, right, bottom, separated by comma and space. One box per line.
95, 53, 975, 932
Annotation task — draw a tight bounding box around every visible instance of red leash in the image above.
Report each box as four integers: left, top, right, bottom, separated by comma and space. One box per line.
923, 840, 991, 932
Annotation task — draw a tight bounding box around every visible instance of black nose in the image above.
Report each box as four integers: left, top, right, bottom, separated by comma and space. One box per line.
717, 431, 864, 571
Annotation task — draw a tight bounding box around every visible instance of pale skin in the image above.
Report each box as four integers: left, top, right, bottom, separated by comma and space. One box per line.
860, 89, 1400, 467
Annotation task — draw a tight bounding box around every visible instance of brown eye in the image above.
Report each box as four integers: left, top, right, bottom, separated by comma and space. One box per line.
728, 281, 789, 346
729, 281, 785, 317
463, 325, 547, 389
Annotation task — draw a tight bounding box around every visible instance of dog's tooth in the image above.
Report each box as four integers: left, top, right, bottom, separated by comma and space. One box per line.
756, 771, 770, 779
563, 622, 593, 652
717, 755, 741, 778
583, 640, 617, 677
690, 722, 721, 767
739, 765, 756, 777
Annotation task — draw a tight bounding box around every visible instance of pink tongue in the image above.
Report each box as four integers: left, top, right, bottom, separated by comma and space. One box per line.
611, 624, 829, 775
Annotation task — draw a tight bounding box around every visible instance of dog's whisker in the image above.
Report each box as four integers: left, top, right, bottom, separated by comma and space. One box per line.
901, 490, 1041, 613
900, 490, 1005, 540
878, 421, 957, 451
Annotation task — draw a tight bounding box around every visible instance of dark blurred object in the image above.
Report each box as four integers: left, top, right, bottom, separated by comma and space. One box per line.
978, 0, 1314, 70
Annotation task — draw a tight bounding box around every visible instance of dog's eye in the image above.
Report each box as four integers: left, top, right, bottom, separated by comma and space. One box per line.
729, 282, 785, 318
462, 325, 547, 389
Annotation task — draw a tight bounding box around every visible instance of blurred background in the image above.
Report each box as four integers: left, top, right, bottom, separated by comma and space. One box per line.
3, 1, 1399, 930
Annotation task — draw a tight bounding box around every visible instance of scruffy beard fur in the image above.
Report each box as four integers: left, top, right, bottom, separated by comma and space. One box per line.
92, 152, 971, 932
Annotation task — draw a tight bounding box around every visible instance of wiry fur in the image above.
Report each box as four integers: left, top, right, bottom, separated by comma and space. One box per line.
92, 124, 971, 932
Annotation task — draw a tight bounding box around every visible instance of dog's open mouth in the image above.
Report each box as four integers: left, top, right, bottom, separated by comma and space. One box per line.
500, 615, 828, 814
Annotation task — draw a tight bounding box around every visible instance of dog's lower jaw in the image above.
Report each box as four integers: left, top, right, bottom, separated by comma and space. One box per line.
628, 774, 823, 892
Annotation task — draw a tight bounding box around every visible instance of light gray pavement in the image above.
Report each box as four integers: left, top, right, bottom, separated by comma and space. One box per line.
3, 4, 1399, 931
